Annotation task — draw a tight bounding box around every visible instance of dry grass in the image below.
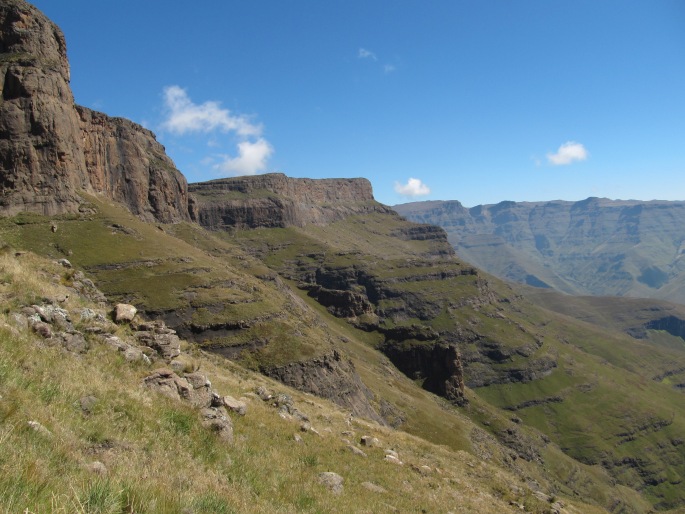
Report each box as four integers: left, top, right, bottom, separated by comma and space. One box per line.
0, 251, 606, 513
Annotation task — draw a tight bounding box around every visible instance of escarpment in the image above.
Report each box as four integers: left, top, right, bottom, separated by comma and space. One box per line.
189, 173, 394, 229
395, 197, 685, 304
0, 0, 188, 222
76, 106, 189, 222
0, 0, 86, 215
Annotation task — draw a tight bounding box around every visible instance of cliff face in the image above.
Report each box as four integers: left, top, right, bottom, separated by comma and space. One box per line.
0, 0, 188, 222
395, 198, 685, 304
0, 0, 86, 215
189, 173, 393, 229
77, 106, 188, 223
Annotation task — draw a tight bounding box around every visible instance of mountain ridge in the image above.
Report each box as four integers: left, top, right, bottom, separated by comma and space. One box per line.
3, 1, 685, 511
394, 197, 685, 304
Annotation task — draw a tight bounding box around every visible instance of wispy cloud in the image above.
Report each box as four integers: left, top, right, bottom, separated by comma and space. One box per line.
395, 178, 431, 197
358, 48, 377, 61
160, 86, 272, 176
547, 141, 588, 166
358, 48, 398, 75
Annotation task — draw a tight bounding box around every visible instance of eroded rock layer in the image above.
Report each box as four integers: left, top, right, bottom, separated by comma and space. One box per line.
189, 173, 393, 229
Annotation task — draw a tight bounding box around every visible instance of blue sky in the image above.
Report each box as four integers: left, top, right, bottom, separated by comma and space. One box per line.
32, 1, 685, 207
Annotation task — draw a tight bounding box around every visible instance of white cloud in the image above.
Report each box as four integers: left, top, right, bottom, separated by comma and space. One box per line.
547, 141, 588, 166
358, 48, 377, 60
383, 64, 396, 74
160, 86, 274, 177
394, 178, 431, 197
213, 138, 273, 176
161, 85, 261, 137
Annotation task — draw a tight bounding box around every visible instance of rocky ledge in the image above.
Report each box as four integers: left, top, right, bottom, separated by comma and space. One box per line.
189, 173, 393, 229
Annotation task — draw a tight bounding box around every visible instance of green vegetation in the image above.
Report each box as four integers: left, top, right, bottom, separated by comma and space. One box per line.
3, 192, 685, 510
0, 252, 608, 513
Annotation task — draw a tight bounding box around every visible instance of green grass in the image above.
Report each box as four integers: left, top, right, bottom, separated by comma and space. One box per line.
0, 250, 611, 514
4, 195, 685, 510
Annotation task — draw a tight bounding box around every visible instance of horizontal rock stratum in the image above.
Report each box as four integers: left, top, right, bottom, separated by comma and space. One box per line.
189, 173, 393, 229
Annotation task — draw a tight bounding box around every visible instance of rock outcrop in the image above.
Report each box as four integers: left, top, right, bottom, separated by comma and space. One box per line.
261, 350, 384, 424
0, 0, 188, 222
189, 173, 393, 229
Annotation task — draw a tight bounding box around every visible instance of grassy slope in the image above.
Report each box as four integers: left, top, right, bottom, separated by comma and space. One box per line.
0, 252, 610, 514
2, 201, 685, 510
225, 214, 685, 510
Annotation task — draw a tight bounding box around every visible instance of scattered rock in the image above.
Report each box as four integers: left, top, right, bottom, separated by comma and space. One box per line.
293, 434, 303, 443
57, 332, 88, 353
135, 321, 181, 360
57, 258, 71, 268
360, 435, 379, 447
184, 372, 210, 389
79, 395, 98, 414
123, 346, 146, 363
86, 461, 108, 476
361, 481, 387, 494
31, 321, 53, 339
114, 304, 137, 323
347, 445, 367, 457
384, 454, 403, 465
550, 501, 565, 514
317, 472, 344, 495
200, 407, 233, 443
27, 420, 52, 437
533, 491, 551, 503
101, 334, 128, 352
384, 449, 399, 459
255, 386, 273, 401
183, 373, 212, 408
79, 308, 105, 322
410, 463, 432, 475
143, 368, 186, 401
223, 395, 247, 416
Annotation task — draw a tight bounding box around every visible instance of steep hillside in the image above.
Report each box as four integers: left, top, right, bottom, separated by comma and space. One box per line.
189, 175, 685, 511
3, 2, 685, 512
394, 198, 685, 304
3, 251, 611, 513
0, 199, 670, 514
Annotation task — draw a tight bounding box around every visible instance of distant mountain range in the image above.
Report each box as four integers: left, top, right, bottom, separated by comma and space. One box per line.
394, 198, 685, 304
5, 2, 685, 510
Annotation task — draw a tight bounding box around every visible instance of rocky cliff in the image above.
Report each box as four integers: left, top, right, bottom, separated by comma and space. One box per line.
189, 173, 393, 229
0, 0, 188, 222
77, 106, 189, 223
395, 198, 685, 304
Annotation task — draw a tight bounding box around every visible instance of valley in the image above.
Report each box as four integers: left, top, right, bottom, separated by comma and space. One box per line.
1, 1, 685, 512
